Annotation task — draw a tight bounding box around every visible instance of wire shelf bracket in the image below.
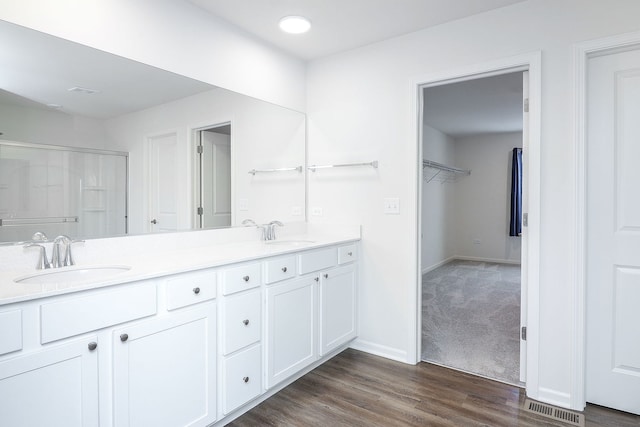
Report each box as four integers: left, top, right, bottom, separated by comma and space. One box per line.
423, 159, 470, 184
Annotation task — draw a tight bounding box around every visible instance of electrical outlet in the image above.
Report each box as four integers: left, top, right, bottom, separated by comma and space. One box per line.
473, 239, 481, 245
311, 207, 323, 216
291, 206, 302, 216
383, 198, 400, 214
238, 198, 249, 211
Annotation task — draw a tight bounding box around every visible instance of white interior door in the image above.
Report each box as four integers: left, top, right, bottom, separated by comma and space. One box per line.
148, 133, 178, 232
586, 47, 640, 415
201, 131, 231, 228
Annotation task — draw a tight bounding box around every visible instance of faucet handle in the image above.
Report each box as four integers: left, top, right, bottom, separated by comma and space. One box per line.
31, 231, 49, 242
24, 243, 52, 270
64, 239, 85, 267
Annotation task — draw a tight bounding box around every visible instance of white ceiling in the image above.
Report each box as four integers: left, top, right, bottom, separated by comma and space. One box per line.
423, 71, 524, 138
188, 0, 526, 60
0, 21, 213, 119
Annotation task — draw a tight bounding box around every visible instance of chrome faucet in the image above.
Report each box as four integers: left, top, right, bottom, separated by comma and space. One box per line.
265, 221, 284, 241
24, 232, 83, 270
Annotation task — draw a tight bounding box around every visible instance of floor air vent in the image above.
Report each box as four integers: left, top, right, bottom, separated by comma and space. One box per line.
522, 398, 585, 427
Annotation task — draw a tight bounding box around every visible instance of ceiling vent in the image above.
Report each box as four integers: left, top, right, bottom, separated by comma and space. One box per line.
67, 86, 100, 95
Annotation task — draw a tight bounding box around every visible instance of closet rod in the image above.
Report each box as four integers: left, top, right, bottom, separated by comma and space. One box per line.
422, 159, 470, 175
248, 166, 303, 175
308, 160, 378, 172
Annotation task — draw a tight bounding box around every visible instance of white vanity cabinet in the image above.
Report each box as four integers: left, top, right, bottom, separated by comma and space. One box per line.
265, 275, 317, 389
319, 264, 357, 356
113, 303, 216, 427
219, 262, 263, 415
0, 336, 100, 427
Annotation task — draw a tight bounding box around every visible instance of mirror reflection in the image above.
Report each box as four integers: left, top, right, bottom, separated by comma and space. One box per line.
0, 20, 306, 244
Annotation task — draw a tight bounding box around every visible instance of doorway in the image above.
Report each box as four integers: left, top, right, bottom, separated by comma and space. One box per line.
420, 71, 525, 385
194, 123, 232, 229
148, 131, 178, 233
413, 53, 541, 395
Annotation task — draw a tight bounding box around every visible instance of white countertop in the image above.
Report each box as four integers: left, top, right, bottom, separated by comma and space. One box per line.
0, 224, 360, 306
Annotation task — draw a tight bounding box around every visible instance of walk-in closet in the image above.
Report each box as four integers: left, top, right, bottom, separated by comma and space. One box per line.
420, 71, 525, 385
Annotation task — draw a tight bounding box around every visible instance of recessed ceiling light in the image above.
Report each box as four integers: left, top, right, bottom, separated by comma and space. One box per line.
46, 103, 63, 110
68, 86, 100, 95
279, 16, 311, 34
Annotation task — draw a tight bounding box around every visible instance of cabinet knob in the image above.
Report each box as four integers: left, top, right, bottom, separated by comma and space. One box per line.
348, 251, 353, 256
242, 319, 250, 326
120, 333, 129, 342
281, 266, 287, 273
193, 287, 201, 295
324, 273, 329, 279
88, 342, 97, 351
243, 376, 250, 383
243, 275, 250, 282
314, 276, 319, 282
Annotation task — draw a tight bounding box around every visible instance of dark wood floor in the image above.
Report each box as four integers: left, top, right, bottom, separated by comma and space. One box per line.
228, 349, 640, 427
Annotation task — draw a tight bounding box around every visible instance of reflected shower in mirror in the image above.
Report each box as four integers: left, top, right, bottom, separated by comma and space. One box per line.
0, 20, 305, 244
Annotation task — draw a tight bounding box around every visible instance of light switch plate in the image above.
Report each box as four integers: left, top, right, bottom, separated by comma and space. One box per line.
291, 206, 302, 216
384, 198, 400, 214
311, 207, 323, 216
238, 198, 249, 211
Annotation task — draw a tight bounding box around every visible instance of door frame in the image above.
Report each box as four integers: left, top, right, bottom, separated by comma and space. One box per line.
189, 119, 234, 229
573, 30, 640, 411
409, 52, 542, 397
146, 129, 180, 233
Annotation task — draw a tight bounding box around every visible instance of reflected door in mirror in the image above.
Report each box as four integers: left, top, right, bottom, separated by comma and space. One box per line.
148, 133, 178, 233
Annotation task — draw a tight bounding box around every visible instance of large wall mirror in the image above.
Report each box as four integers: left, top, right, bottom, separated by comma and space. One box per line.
0, 20, 306, 244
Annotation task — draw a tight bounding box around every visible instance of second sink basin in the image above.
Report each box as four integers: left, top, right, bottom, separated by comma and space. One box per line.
15, 265, 132, 285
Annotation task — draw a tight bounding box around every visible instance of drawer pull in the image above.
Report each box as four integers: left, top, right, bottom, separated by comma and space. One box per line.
281, 266, 287, 273
120, 333, 129, 342
243, 275, 250, 282
88, 342, 97, 351
348, 251, 353, 256
193, 287, 201, 295
324, 273, 329, 279
242, 319, 250, 326
243, 376, 250, 383
314, 276, 319, 282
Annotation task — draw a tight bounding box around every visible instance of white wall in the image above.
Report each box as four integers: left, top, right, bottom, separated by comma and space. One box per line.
0, 0, 306, 112
0, 102, 108, 150
421, 124, 455, 271
306, 0, 640, 406
105, 87, 305, 234
453, 132, 522, 263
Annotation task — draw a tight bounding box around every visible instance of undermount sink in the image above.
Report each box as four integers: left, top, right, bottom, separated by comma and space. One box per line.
264, 239, 316, 246
14, 265, 131, 285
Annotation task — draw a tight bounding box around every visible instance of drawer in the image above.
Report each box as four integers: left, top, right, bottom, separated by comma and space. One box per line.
41, 282, 157, 344
222, 344, 262, 414
338, 244, 358, 265
0, 310, 22, 356
221, 262, 261, 295
299, 247, 337, 275
264, 255, 296, 284
165, 269, 216, 311
222, 289, 261, 355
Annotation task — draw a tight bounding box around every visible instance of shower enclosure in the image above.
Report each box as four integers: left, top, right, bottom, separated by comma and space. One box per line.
0, 141, 128, 243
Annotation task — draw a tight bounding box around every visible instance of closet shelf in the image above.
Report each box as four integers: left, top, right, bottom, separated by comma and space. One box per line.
423, 159, 470, 184
308, 160, 378, 172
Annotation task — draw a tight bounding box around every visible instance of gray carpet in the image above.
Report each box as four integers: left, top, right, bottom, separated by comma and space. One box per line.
421, 259, 522, 385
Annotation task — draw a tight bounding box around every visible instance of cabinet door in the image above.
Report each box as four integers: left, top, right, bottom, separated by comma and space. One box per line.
265, 277, 316, 389
0, 337, 99, 427
320, 264, 357, 356
113, 304, 216, 427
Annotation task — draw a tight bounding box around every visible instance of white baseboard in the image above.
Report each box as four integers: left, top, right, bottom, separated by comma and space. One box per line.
350, 339, 410, 364
452, 255, 521, 266
534, 387, 572, 409
421, 256, 457, 274
421, 256, 521, 275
